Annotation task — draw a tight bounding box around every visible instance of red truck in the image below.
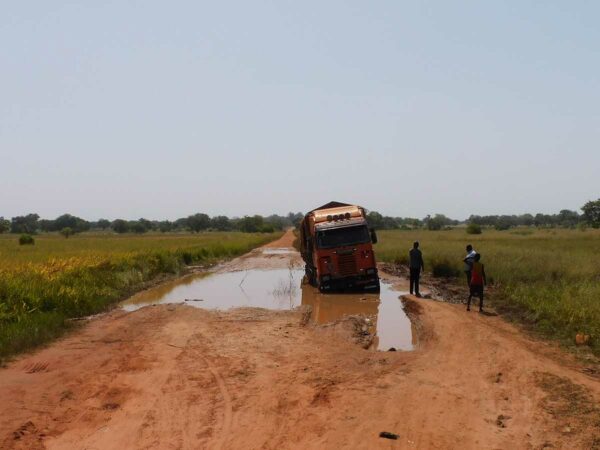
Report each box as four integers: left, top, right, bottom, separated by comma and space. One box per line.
299, 201, 379, 292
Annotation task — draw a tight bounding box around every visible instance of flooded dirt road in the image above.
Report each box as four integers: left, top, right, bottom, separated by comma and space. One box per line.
1, 229, 599, 449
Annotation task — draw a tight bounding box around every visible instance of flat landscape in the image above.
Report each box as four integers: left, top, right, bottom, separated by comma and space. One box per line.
1, 229, 599, 449
4, 2, 599, 448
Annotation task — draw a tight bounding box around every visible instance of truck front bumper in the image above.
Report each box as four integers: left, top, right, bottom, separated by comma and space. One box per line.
319, 269, 379, 292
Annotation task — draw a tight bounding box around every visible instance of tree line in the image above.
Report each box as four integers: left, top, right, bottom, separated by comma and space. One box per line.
366, 199, 600, 230
0, 212, 305, 236
1, 199, 598, 236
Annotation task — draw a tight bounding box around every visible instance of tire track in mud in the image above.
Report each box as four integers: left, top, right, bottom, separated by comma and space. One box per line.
202, 357, 233, 450
183, 333, 234, 450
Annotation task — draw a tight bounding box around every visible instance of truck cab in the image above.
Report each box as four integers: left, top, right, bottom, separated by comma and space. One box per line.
300, 202, 379, 291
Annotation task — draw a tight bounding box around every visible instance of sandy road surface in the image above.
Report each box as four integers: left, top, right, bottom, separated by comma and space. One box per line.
1, 230, 599, 449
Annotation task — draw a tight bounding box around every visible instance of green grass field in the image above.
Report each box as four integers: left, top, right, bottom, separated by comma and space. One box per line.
0, 231, 281, 360
376, 228, 600, 355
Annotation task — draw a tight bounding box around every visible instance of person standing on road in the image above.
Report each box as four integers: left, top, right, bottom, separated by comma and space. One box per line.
463, 244, 477, 287
467, 253, 487, 312
409, 241, 424, 297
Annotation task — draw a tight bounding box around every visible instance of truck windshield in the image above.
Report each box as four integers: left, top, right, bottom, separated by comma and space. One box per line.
316, 225, 370, 249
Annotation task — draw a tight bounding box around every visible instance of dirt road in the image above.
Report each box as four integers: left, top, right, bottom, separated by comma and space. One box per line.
1, 230, 599, 449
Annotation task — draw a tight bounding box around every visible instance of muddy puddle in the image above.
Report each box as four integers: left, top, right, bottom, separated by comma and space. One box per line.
122, 269, 413, 351
122, 269, 305, 311
301, 283, 413, 351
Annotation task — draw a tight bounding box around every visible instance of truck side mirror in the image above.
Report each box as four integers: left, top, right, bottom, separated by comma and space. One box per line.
370, 228, 378, 244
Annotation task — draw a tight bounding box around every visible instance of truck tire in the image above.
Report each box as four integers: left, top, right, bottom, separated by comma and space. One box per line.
305, 267, 317, 286
365, 279, 381, 292
318, 283, 329, 292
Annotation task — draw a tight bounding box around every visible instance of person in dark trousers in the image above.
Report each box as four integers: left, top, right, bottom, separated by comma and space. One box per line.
409, 241, 424, 297
463, 244, 477, 287
467, 253, 487, 312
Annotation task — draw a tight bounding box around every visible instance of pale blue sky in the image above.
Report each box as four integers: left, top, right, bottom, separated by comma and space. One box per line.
1, 1, 598, 220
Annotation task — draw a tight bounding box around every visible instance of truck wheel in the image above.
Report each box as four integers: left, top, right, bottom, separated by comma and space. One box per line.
306, 267, 317, 286
366, 280, 380, 292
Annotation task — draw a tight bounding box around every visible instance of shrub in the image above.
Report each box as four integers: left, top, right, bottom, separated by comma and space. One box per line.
112, 219, 129, 233
129, 221, 148, 234
60, 227, 74, 238
18, 234, 35, 245
431, 258, 461, 278
495, 221, 512, 231
180, 251, 193, 265
466, 223, 482, 235
259, 224, 275, 233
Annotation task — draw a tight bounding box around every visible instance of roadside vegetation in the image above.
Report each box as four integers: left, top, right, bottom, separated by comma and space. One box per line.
0, 232, 280, 360
376, 227, 600, 355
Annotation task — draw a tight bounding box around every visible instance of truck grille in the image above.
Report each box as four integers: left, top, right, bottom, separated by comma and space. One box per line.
337, 253, 357, 276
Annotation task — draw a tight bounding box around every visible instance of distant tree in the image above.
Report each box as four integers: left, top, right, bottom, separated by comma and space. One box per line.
520, 213, 535, 226
381, 216, 399, 229
557, 209, 580, 227
582, 199, 600, 228
495, 215, 515, 231
466, 223, 482, 235
210, 216, 231, 231
534, 213, 556, 227
425, 214, 452, 231
97, 219, 111, 230
52, 214, 90, 233
264, 215, 287, 230
129, 221, 148, 234
0, 217, 10, 234
367, 211, 384, 229
39, 219, 56, 232
138, 218, 154, 231
54, 214, 76, 230
112, 219, 129, 233
406, 218, 422, 229
11, 214, 39, 234
286, 212, 304, 228
260, 223, 275, 233
158, 220, 173, 232
187, 213, 210, 232
60, 227, 74, 238
237, 215, 264, 233
173, 217, 189, 231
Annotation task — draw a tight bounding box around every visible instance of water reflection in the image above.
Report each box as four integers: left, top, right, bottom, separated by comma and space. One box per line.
300, 281, 413, 351
121, 269, 305, 311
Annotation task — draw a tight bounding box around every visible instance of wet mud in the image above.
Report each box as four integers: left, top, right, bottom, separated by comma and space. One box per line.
122, 261, 413, 351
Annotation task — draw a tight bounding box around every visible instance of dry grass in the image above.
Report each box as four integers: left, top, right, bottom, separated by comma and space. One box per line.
376, 227, 600, 355
0, 231, 281, 360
